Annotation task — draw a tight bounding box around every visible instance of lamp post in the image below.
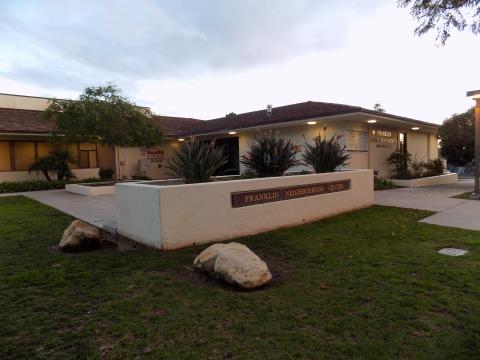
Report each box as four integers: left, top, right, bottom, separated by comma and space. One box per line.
466, 90, 480, 199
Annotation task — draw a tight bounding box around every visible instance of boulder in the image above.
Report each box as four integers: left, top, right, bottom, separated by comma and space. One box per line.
194, 242, 272, 289
59, 220, 101, 251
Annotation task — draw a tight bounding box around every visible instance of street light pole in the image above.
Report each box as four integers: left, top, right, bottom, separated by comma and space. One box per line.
466, 90, 480, 199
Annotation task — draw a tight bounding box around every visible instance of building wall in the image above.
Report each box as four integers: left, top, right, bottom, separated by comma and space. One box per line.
116, 139, 178, 179
0, 94, 51, 111
0, 137, 112, 182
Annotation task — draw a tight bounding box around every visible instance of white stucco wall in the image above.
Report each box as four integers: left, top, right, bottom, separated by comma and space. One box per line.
116, 140, 178, 179
0, 94, 52, 111
116, 169, 374, 250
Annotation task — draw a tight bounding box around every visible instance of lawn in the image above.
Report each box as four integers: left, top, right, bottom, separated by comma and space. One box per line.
1, 197, 480, 359
452, 191, 476, 200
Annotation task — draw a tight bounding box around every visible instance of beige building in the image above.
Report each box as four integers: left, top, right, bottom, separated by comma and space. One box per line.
0, 93, 439, 182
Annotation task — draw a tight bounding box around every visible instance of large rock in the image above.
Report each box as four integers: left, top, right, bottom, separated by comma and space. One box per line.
59, 220, 101, 251
194, 242, 272, 289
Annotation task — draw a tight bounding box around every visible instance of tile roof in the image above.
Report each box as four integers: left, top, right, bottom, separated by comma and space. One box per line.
0, 107, 56, 134
153, 115, 204, 135
0, 101, 438, 137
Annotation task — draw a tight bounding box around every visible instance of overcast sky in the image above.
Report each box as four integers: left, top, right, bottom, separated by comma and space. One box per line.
0, 0, 479, 123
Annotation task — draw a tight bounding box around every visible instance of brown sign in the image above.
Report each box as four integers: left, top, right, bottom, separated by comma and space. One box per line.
231, 179, 351, 208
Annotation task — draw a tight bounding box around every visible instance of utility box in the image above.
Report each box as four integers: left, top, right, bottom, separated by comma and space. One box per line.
138, 159, 152, 176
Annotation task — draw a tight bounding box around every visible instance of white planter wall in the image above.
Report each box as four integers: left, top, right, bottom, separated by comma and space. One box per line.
116, 170, 374, 250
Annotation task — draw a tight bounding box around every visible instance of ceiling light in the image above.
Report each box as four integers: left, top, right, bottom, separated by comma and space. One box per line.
178, 138, 185, 142
367, 119, 377, 124
307, 121, 317, 125
411, 127, 420, 131
228, 131, 237, 135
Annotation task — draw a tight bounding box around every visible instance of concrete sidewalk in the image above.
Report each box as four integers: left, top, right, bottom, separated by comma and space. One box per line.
375, 179, 480, 231
2, 190, 116, 228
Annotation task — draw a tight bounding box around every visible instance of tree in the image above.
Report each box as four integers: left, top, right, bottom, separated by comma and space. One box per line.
373, 103, 386, 112
398, 0, 480, 44
44, 84, 164, 179
29, 147, 76, 181
439, 108, 475, 166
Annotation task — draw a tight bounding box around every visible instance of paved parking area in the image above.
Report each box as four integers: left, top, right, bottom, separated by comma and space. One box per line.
375, 179, 480, 231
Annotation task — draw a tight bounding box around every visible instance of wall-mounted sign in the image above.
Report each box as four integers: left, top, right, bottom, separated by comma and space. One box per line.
140, 146, 165, 163
345, 130, 368, 152
231, 180, 351, 208
370, 129, 397, 144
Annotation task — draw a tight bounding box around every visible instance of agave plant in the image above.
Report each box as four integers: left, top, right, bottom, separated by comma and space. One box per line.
240, 130, 300, 177
302, 134, 350, 173
165, 137, 228, 184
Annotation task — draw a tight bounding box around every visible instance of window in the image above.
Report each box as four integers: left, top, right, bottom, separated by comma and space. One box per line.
13, 142, 36, 171
78, 143, 98, 168
0, 141, 11, 171
399, 132, 407, 154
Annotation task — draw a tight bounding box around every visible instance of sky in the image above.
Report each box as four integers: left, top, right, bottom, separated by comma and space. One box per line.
0, 0, 479, 124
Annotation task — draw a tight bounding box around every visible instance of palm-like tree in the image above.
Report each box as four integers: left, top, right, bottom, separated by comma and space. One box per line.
29, 147, 76, 181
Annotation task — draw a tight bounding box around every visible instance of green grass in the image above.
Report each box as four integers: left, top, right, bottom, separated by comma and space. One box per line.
1, 197, 480, 359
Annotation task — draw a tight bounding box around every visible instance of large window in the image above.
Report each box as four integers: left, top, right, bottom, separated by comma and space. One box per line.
13, 142, 36, 171
0, 141, 12, 171
0, 141, 99, 171
78, 143, 98, 168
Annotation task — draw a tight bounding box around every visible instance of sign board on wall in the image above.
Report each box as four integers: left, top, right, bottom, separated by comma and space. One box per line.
370, 129, 397, 145
345, 130, 368, 152
231, 180, 351, 208
140, 146, 165, 163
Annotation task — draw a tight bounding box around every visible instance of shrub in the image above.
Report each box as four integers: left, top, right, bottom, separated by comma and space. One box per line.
423, 158, 444, 177
131, 175, 152, 180
99, 168, 114, 180
241, 130, 300, 177
374, 177, 395, 191
302, 134, 350, 173
410, 158, 425, 178
29, 147, 76, 181
0, 178, 102, 194
387, 150, 412, 179
165, 137, 228, 184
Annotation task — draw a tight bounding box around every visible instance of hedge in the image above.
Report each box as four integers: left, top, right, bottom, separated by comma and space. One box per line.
0, 177, 101, 194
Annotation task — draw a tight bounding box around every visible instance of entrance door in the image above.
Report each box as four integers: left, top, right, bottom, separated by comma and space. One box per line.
215, 137, 240, 175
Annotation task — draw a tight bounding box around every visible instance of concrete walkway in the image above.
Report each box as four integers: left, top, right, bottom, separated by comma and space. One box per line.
2, 179, 479, 232
1, 190, 116, 228
375, 179, 480, 231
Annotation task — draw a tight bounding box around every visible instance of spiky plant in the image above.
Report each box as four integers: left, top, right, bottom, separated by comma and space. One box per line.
302, 134, 350, 173
240, 130, 300, 177
29, 156, 55, 181
29, 147, 76, 181
166, 137, 228, 184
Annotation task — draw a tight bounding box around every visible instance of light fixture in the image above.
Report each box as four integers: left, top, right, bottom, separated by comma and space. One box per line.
228, 131, 237, 135
307, 121, 317, 125
178, 138, 185, 142
411, 127, 420, 131
367, 119, 377, 124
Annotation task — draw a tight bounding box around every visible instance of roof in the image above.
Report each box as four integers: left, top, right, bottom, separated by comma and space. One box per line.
153, 115, 204, 135
0, 101, 439, 137
174, 101, 439, 136
0, 107, 56, 134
